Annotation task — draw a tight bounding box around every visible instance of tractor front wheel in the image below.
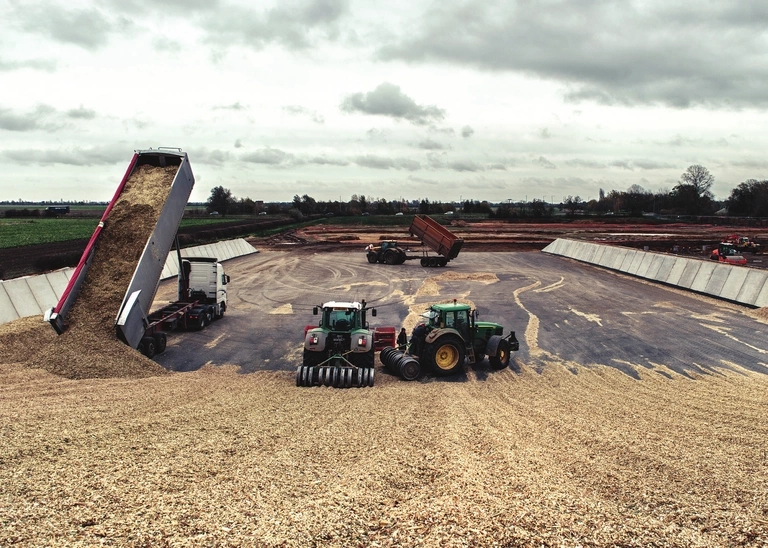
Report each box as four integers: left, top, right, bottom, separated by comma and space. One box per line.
489, 339, 511, 370
367, 252, 378, 264
425, 335, 466, 376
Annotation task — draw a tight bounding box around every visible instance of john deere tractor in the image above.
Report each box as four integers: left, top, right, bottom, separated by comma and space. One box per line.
297, 300, 378, 388
380, 301, 519, 380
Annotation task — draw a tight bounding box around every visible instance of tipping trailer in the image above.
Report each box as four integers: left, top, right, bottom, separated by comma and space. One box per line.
45, 148, 223, 357
365, 214, 464, 267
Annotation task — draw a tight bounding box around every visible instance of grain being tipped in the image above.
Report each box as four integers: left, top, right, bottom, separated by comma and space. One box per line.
26, 164, 177, 379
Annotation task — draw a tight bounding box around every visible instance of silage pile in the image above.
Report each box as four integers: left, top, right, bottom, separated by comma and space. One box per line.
24, 164, 177, 379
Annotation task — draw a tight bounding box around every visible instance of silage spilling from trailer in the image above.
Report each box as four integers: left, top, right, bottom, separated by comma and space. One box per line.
25, 164, 176, 379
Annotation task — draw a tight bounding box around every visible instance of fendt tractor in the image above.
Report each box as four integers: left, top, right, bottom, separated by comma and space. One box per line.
380, 301, 520, 380
366, 214, 463, 267
296, 300, 396, 388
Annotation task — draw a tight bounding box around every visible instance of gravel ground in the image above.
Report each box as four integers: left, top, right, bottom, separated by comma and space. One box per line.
1, 355, 767, 546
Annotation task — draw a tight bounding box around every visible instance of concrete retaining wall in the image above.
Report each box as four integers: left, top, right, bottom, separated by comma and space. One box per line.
0, 238, 257, 325
542, 238, 768, 308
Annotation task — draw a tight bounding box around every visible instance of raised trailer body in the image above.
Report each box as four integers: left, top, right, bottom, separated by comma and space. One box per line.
365, 215, 464, 267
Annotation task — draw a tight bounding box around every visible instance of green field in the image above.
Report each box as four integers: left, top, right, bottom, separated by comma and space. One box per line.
0, 216, 253, 249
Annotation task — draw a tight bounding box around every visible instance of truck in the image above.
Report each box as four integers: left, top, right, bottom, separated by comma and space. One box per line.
297, 300, 396, 388
45, 148, 226, 358
122, 255, 229, 358
710, 242, 748, 266
380, 300, 519, 380
365, 214, 463, 267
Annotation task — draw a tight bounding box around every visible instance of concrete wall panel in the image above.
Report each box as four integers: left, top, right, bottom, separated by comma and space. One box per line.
645, 255, 665, 280
704, 264, 734, 296
738, 270, 768, 306
690, 262, 717, 293
4, 278, 42, 318
719, 267, 751, 302
654, 256, 676, 282
25, 275, 58, 311
635, 254, 655, 278
664, 257, 688, 286
627, 251, 645, 275
0, 286, 18, 324
677, 261, 703, 289
611, 248, 629, 270
619, 249, 637, 272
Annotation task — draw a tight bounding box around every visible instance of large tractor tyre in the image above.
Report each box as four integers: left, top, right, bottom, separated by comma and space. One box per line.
367, 252, 378, 264
139, 336, 157, 359
489, 339, 511, 370
425, 335, 466, 376
153, 332, 167, 354
384, 250, 398, 265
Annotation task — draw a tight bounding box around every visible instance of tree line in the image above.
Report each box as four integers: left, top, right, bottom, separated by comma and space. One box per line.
205, 165, 768, 219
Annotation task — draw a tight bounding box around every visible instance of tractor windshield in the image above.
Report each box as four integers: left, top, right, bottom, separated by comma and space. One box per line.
325, 308, 357, 330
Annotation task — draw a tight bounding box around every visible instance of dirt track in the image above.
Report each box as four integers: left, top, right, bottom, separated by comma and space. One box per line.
2, 249, 768, 546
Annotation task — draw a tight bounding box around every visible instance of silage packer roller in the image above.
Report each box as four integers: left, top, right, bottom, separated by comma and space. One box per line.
297, 300, 396, 388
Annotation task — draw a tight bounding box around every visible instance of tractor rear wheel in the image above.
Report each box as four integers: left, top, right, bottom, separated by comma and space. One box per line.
489, 339, 511, 370
384, 250, 398, 265
425, 335, 465, 376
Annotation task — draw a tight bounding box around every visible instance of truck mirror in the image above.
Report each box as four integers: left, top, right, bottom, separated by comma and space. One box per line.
313, 307, 318, 315
372, 309, 377, 317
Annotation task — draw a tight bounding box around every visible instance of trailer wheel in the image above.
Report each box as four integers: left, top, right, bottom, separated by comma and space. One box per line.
420, 258, 428, 267
140, 336, 156, 359
428, 257, 438, 267
425, 335, 465, 376
489, 339, 511, 370
153, 333, 167, 354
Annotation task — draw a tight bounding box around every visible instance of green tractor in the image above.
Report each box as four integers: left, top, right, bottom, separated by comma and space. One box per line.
380, 301, 519, 380
297, 300, 389, 388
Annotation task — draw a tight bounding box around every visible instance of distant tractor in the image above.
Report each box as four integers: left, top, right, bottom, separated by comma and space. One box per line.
724, 234, 761, 254
365, 214, 463, 267
380, 301, 520, 380
297, 300, 395, 388
710, 242, 747, 265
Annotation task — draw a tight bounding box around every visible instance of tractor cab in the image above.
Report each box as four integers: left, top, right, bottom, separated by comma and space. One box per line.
313, 300, 376, 332
380, 240, 398, 251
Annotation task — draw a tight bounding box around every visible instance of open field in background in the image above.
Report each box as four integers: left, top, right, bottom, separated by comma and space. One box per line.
0, 215, 262, 249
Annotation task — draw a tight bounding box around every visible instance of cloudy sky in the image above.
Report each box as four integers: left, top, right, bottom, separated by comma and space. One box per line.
2, 0, 768, 204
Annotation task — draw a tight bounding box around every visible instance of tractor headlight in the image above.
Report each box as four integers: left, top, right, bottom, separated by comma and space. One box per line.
309, 334, 319, 345
358, 336, 367, 347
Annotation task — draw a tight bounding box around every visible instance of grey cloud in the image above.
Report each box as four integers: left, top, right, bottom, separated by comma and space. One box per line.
565, 159, 606, 169
0, 105, 57, 132
13, 5, 113, 50
632, 159, 675, 170
310, 156, 349, 166
378, 1, 768, 109
461, 126, 474, 138
188, 148, 231, 166
366, 128, 391, 141
354, 155, 421, 171
153, 36, 182, 53
486, 163, 507, 171
283, 105, 325, 124
539, 128, 552, 140
731, 159, 768, 170
66, 106, 97, 120
234, 139, 243, 148
241, 147, 295, 166
2, 145, 128, 166
200, 0, 349, 51
537, 156, 556, 169
341, 82, 446, 126
417, 139, 447, 150
214, 102, 247, 111
0, 57, 57, 71
448, 160, 484, 172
